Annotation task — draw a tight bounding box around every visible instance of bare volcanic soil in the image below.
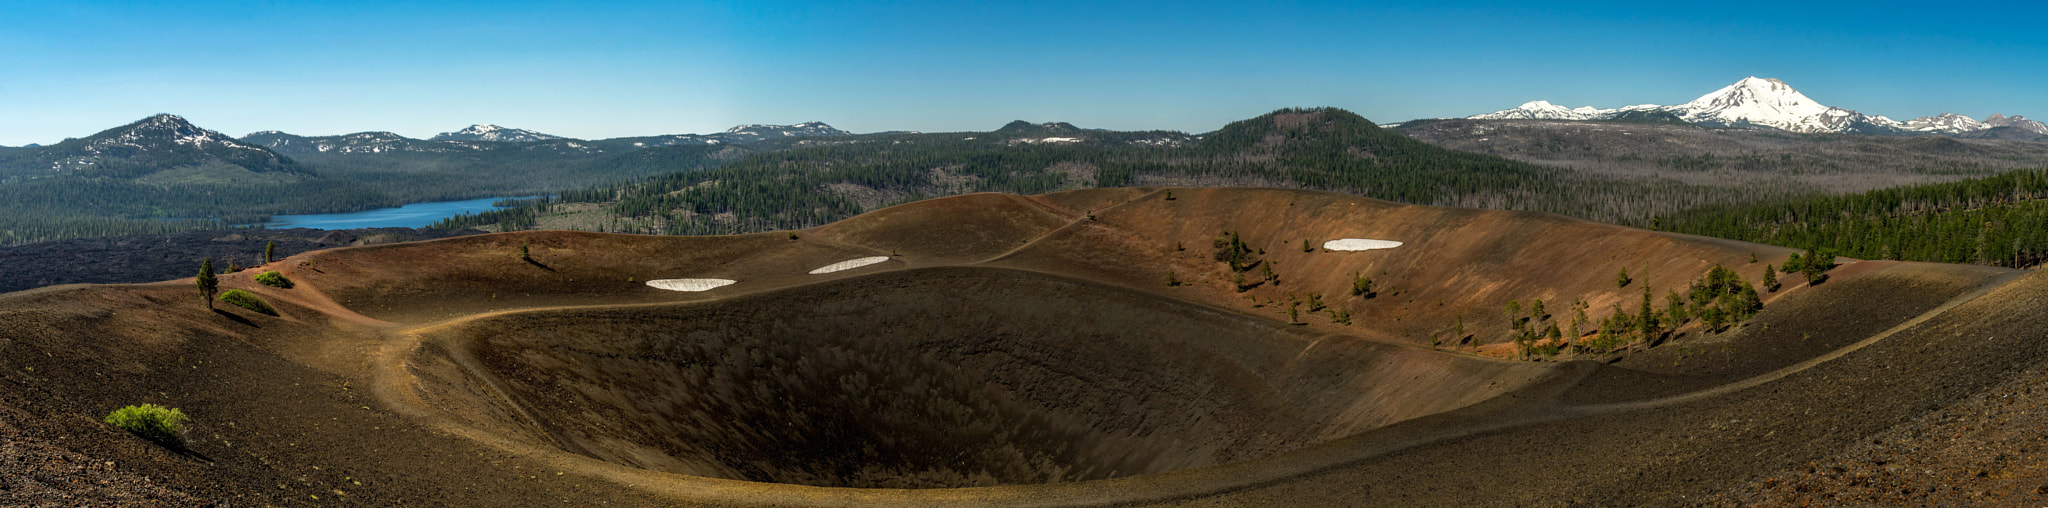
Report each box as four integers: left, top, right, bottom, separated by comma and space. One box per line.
0, 187, 2044, 506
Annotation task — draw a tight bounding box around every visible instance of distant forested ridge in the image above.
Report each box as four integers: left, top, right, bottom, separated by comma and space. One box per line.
1659, 168, 2048, 268
442, 108, 1770, 235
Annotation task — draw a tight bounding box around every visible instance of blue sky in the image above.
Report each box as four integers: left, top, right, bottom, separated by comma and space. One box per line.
3, 1, 2044, 145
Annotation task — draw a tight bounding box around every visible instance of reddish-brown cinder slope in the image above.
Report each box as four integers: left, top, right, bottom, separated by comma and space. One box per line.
1008, 187, 1800, 348
0, 187, 2033, 507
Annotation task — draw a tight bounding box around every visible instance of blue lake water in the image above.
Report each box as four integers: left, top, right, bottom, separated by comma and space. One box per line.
263, 196, 536, 229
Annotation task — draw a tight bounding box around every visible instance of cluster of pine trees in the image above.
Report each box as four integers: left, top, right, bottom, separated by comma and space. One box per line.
1513, 264, 1770, 358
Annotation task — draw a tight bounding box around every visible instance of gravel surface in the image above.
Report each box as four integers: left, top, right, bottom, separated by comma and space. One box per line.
0, 393, 202, 507
1700, 362, 2048, 506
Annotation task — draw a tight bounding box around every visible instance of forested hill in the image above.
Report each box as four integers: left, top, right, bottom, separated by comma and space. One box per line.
1658, 168, 2048, 268
0, 115, 405, 245
1186, 107, 1550, 206
0, 114, 303, 181
439, 108, 1750, 234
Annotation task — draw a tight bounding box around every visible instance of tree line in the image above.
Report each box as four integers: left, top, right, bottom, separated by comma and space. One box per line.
1659, 168, 2048, 267
461, 107, 1786, 235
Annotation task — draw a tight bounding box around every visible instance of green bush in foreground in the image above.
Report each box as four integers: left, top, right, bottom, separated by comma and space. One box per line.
105, 404, 187, 446
220, 289, 277, 315
252, 270, 293, 288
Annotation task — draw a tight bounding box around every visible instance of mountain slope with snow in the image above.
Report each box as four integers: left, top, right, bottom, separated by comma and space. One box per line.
1904, 113, 1991, 134
0, 114, 302, 179
1986, 114, 2048, 136
1467, 77, 2027, 136
602, 122, 851, 147
430, 124, 565, 143
1470, 101, 1627, 121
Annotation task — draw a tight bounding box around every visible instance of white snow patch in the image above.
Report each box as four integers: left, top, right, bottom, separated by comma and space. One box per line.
808, 256, 890, 274
645, 278, 737, 292
1323, 239, 1403, 251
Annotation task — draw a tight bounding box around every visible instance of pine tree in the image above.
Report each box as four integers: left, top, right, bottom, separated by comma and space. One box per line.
196, 258, 218, 310
1801, 246, 1828, 284
264, 241, 276, 264
1351, 272, 1374, 297
1638, 284, 1658, 342
1761, 264, 1781, 292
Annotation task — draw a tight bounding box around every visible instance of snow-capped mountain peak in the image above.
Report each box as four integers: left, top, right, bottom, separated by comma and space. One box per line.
430, 124, 564, 143
100, 114, 268, 152
1668, 76, 1857, 132
1461, 77, 2000, 135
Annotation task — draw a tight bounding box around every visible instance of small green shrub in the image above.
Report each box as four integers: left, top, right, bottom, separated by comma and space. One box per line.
220, 289, 278, 316
1351, 273, 1375, 297
105, 404, 187, 446
253, 271, 293, 288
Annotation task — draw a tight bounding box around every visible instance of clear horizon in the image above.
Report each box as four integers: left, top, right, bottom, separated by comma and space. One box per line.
4, 1, 2045, 146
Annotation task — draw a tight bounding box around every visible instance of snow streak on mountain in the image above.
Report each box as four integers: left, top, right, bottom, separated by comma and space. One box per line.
430, 124, 565, 143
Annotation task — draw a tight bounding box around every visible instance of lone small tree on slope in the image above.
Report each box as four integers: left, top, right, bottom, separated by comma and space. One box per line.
196, 258, 219, 310
264, 241, 276, 264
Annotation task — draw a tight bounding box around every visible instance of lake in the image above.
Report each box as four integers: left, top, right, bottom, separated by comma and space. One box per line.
263, 196, 537, 229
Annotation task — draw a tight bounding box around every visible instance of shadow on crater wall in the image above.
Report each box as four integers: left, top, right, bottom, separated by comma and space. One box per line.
410, 267, 1553, 489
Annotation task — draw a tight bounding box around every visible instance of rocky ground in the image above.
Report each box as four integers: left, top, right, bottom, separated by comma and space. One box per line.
1700, 362, 2048, 506
0, 227, 483, 294
0, 389, 202, 507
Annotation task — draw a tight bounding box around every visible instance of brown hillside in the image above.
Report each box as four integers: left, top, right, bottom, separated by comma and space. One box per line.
0, 187, 2040, 506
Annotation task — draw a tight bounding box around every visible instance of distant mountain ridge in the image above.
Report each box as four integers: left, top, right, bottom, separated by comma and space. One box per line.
1468, 77, 2042, 136
0, 114, 301, 180
1986, 114, 2048, 136
248, 122, 854, 154
608, 122, 851, 147
430, 124, 564, 143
